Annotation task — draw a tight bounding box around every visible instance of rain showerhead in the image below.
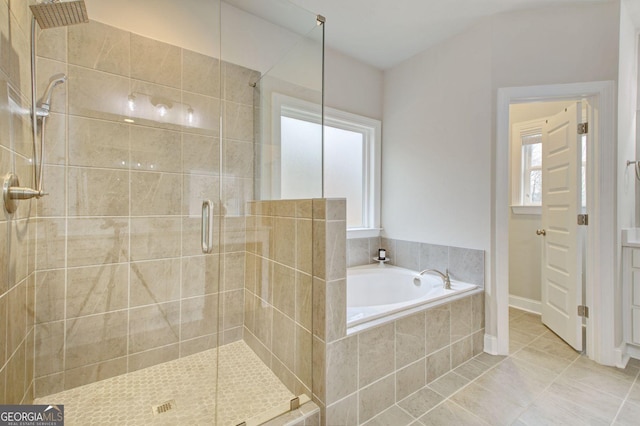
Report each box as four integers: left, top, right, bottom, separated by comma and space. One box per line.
30, 0, 89, 30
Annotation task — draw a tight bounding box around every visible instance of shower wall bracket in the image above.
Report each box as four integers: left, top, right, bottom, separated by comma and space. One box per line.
2, 172, 43, 214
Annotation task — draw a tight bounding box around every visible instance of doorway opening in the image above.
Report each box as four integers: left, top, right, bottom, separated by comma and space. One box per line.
508, 100, 588, 353
494, 81, 617, 365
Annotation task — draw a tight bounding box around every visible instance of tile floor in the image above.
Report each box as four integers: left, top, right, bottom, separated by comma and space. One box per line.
34, 341, 295, 425
363, 307, 640, 425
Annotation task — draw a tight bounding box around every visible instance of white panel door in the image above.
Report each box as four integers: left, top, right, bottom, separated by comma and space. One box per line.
540, 102, 583, 351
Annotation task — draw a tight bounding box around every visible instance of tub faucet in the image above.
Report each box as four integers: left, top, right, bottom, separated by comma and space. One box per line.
418, 268, 451, 290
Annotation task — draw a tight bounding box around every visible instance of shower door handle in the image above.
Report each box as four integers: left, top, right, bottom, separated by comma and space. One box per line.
201, 200, 214, 254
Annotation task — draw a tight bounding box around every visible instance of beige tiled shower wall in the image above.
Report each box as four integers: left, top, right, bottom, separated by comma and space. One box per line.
243, 198, 347, 415
0, 0, 39, 405
30, 19, 259, 397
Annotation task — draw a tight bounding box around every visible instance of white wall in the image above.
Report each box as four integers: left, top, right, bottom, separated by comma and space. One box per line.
617, 2, 638, 348
382, 1, 620, 343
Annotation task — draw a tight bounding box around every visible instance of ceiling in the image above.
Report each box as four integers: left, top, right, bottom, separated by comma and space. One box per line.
232, 0, 625, 70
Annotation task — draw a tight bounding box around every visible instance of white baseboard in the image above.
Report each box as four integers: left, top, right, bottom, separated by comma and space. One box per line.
509, 295, 542, 315
614, 344, 630, 368
625, 343, 640, 364
484, 333, 498, 355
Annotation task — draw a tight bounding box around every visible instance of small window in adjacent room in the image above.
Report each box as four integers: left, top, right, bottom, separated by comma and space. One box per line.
511, 119, 545, 215
276, 94, 381, 237
521, 133, 542, 206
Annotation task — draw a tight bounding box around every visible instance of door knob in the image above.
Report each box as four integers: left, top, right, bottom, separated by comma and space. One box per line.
536, 229, 546, 236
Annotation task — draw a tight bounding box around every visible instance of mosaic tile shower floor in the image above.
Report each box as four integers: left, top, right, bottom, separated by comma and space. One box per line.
34, 341, 295, 425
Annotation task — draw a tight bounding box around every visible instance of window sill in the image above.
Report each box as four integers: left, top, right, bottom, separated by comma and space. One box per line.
347, 228, 382, 239
511, 205, 541, 215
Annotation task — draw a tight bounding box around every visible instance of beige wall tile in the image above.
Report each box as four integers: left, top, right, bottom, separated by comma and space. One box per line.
256, 256, 273, 305
68, 65, 130, 121
273, 263, 295, 319
34, 373, 64, 398
68, 21, 129, 75
180, 334, 218, 358
222, 177, 253, 216
0, 2, 8, 77
5, 342, 26, 404
224, 139, 253, 178
326, 335, 358, 404
129, 80, 183, 131
312, 199, 325, 219
451, 335, 474, 369
223, 216, 246, 253
37, 165, 65, 217
244, 329, 271, 367
130, 126, 182, 173
65, 311, 128, 369
37, 26, 66, 62
129, 302, 180, 353
312, 336, 325, 403
397, 359, 427, 401
326, 220, 346, 281
183, 49, 220, 97
223, 62, 259, 105
358, 374, 395, 423
0, 221, 7, 295
130, 217, 180, 261
182, 91, 221, 137
36, 219, 66, 269
131, 172, 182, 216
68, 116, 129, 168
326, 393, 358, 426
396, 312, 426, 369
131, 34, 181, 88
67, 218, 129, 267
244, 252, 257, 293
43, 112, 66, 166
296, 219, 312, 275
312, 220, 326, 279
244, 290, 256, 333
326, 279, 346, 342
222, 289, 244, 330
182, 254, 220, 298
223, 102, 253, 142
8, 219, 29, 287
254, 297, 273, 350
6, 280, 26, 356
35, 270, 65, 324
450, 298, 472, 341
427, 346, 451, 383
182, 216, 220, 256
64, 357, 127, 391
130, 259, 181, 307
273, 310, 295, 370
183, 133, 219, 175
295, 325, 312, 388
358, 323, 395, 387
68, 167, 129, 216
183, 174, 219, 216
223, 252, 245, 291
312, 278, 325, 339
426, 305, 450, 355
274, 217, 296, 268
0, 292, 6, 366
35, 321, 64, 377
296, 272, 312, 331
472, 292, 485, 331
180, 295, 218, 341
296, 200, 313, 219
128, 344, 179, 373
9, 15, 30, 98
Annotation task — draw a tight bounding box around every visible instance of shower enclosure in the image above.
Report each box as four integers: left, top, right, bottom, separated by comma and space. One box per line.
0, 0, 323, 424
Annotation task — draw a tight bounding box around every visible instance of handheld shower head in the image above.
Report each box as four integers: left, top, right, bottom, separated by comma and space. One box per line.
39, 73, 67, 110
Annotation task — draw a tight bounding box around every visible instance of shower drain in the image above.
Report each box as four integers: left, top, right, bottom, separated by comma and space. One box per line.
152, 400, 177, 415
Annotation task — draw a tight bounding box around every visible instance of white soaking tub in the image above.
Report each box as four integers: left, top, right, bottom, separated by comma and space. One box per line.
347, 264, 478, 327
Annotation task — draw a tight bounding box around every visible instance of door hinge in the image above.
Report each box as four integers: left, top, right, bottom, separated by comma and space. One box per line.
578, 122, 588, 134
578, 305, 589, 318
577, 214, 588, 226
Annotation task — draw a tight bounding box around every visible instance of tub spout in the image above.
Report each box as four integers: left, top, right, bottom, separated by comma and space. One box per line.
418, 268, 451, 290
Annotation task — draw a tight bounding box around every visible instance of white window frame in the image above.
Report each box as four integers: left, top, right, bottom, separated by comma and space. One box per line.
511, 118, 545, 215
273, 93, 382, 238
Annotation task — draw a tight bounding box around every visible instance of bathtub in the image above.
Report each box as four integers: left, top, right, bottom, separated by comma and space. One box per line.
347, 264, 479, 327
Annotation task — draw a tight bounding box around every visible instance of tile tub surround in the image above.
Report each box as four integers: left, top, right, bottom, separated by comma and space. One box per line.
347, 237, 485, 287
0, 0, 41, 405
31, 19, 259, 397
324, 292, 485, 425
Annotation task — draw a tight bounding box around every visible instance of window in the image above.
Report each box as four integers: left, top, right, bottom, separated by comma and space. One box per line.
275, 94, 381, 236
521, 133, 542, 206
511, 119, 545, 215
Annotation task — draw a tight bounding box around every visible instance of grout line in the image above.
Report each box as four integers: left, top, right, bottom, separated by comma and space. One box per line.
611, 362, 640, 423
